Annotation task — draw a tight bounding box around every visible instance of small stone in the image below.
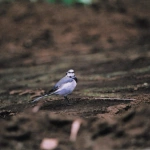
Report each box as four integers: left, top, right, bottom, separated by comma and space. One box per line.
143, 82, 148, 86
40, 138, 58, 150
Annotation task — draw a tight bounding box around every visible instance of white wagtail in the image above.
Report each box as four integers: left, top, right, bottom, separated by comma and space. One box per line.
31, 69, 77, 104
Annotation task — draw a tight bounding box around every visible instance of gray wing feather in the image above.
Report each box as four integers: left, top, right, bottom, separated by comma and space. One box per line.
54, 76, 73, 88
47, 76, 73, 94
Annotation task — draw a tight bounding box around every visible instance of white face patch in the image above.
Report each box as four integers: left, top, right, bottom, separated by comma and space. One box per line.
66, 69, 75, 77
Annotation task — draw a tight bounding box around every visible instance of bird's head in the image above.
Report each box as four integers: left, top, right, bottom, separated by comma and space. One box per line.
66, 69, 75, 77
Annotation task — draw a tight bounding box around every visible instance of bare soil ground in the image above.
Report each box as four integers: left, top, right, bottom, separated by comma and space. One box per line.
0, 1, 150, 149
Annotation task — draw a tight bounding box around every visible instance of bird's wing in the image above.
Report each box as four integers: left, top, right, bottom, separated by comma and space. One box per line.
55, 76, 73, 87
48, 76, 73, 94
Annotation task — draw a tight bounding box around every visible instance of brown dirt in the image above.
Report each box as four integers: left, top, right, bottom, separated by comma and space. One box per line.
0, 1, 150, 149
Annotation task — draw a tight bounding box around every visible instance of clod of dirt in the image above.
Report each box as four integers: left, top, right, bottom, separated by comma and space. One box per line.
107, 104, 131, 114
113, 105, 150, 149
0, 110, 16, 119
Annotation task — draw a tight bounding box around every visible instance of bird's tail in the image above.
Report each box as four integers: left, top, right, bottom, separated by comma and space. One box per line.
30, 94, 47, 103
30, 90, 56, 103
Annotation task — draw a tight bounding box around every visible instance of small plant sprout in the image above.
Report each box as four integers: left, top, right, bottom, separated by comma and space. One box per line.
70, 119, 82, 142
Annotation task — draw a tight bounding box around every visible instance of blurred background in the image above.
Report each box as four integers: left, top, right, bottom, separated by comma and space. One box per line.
0, 0, 150, 93
0, 0, 149, 67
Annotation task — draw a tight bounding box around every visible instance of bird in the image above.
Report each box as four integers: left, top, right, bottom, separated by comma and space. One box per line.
31, 69, 77, 104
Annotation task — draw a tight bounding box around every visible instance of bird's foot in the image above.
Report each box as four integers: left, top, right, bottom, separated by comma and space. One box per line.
67, 102, 72, 106
64, 96, 72, 106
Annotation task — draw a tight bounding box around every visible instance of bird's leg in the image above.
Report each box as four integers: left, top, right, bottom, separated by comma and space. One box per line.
64, 96, 71, 105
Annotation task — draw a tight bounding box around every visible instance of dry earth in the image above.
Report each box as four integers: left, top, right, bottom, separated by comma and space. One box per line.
0, 1, 150, 149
